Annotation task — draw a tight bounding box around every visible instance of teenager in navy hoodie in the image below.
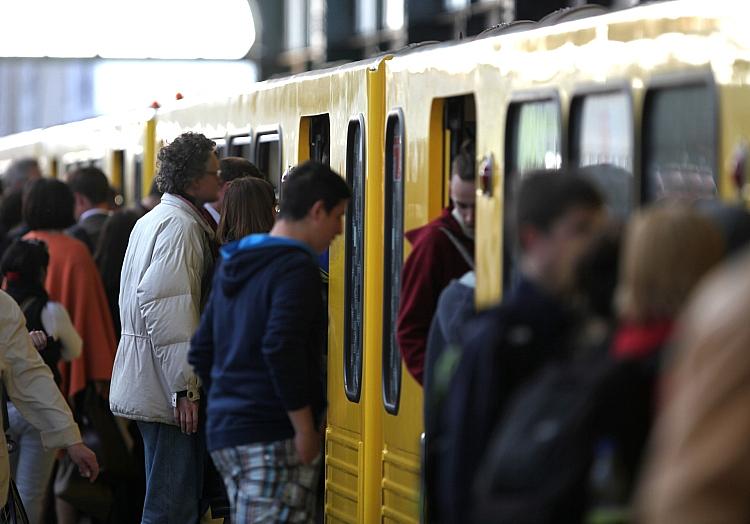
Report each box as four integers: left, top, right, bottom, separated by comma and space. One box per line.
189, 161, 350, 523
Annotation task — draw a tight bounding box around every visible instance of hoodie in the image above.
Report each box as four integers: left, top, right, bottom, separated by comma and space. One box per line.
189, 234, 326, 452
396, 207, 474, 385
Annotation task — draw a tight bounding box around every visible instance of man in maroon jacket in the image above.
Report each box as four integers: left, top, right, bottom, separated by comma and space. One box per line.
397, 145, 475, 385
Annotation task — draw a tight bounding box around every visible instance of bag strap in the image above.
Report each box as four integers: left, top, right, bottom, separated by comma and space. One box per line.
439, 227, 474, 270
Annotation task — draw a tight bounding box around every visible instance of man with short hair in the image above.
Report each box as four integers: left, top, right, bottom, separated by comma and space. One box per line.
203, 157, 265, 224
110, 132, 220, 524
435, 169, 606, 523
66, 166, 112, 252
397, 145, 476, 385
189, 160, 350, 523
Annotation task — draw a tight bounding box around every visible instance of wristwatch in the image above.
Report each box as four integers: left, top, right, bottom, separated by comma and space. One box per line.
171, 387, 201, 407
171, 390, 187, 408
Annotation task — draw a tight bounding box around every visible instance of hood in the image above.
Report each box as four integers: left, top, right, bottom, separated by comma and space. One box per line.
218, 234, 316, 296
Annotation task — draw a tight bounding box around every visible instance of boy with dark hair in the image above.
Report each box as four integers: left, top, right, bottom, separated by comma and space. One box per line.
189, 160, 350, 523
66, 166, 112, 252
434, 169, 605, 523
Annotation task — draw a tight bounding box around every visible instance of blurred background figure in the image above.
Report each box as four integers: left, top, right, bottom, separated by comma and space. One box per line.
216, 176, 275, 244
138, 180, 163, 215
66, 166, 113, 253
204, 157, 266, 224
2, 158, 42, 194
94, 209, 142, 342
636, 246, 750, 523
0, 158, 43, 260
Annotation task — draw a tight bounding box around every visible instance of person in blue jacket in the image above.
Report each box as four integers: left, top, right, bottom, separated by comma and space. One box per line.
189, 160, 350, 523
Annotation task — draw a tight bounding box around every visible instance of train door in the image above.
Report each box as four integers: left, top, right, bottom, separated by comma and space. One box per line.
324, 113, 369, 523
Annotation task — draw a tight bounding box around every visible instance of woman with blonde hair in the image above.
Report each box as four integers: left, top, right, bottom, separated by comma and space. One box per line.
592, 204, 725, 517
216, 177, 276, 244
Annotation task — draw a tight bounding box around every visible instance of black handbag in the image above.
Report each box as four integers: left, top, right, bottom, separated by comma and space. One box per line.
54, 383, 133, 521
0, 479, 30, 524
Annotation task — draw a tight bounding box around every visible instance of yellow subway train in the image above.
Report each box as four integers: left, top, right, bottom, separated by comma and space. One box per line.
1, 1, 749, 521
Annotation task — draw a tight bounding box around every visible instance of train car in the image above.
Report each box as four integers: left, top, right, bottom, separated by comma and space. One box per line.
1, 2, 750, 523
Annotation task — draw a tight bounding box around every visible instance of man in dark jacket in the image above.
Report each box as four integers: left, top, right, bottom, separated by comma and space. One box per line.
189, 160, 350, 523
397, 144, 475, 385
435, 170, 606, 523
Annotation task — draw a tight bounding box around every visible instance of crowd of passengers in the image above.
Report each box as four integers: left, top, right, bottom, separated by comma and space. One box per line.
0, 130, 748, 524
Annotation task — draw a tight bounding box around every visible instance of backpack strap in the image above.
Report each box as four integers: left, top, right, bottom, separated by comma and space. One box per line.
439, 227, 474, 270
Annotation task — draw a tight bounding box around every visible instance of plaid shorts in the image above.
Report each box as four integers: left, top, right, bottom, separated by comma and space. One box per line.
210, 439, 322, 523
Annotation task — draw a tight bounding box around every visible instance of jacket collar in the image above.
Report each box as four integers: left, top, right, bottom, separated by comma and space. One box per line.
160, 193, 216, 240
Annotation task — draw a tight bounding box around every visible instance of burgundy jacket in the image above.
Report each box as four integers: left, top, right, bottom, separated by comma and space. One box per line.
397, 208, 474, 385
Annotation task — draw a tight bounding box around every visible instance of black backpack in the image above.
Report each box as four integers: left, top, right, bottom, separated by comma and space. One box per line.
471, 345, 618, 524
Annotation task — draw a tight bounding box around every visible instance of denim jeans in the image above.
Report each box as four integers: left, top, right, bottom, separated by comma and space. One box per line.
7, 403, 57, 524
137, 421, 205, 524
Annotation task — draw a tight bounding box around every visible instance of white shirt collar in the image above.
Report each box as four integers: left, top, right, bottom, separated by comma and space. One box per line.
80, 208, 111, 222
203, 203, 220, 224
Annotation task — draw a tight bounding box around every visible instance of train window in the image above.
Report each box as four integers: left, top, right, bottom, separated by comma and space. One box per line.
213, 138, 227, 159
133, 154, 143, 204
643, 83, 717, 202
344, 115, 365, 403
440, 95, 476, 207
229, 134, 252, 160
383, 109, 404, 415
571, 91, 634, 218
254, 130, 283, 198
506, 98, 562, 178
307, 114, 330, 165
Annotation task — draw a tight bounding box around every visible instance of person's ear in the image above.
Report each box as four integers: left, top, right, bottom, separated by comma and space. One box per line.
309, 199, 326, 221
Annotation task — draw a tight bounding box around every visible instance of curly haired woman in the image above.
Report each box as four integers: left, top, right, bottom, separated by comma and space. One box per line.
109, 132, 220, 524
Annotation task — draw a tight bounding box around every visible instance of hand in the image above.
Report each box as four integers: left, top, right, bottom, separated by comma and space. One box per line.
294, 428, 321, 465
67, 443, 99, 482
29, 331, 47, 351
174, 396, 199, 434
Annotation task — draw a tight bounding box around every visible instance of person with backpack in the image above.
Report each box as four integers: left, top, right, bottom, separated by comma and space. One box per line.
0, 239, 83, 524
469, 205, 725, 524
434, 170, 606, 524
397, 141, 475, 385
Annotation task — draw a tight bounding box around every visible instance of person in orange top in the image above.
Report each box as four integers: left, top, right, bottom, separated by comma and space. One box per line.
22, 178, 116, 400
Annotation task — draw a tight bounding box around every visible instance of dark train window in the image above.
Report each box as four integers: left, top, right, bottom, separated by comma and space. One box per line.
506, 98, 562, 178
213, 138, 227, 159
133, 154, 143, 204
254, 129, 282, 198
643, 83, 717, 202
344, 115, 365, 403
229, 134, 252, 160
308, 114, 330, 165
383, 109, 404, 415
571, 91, 634, 218
441, 94, 476, 207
